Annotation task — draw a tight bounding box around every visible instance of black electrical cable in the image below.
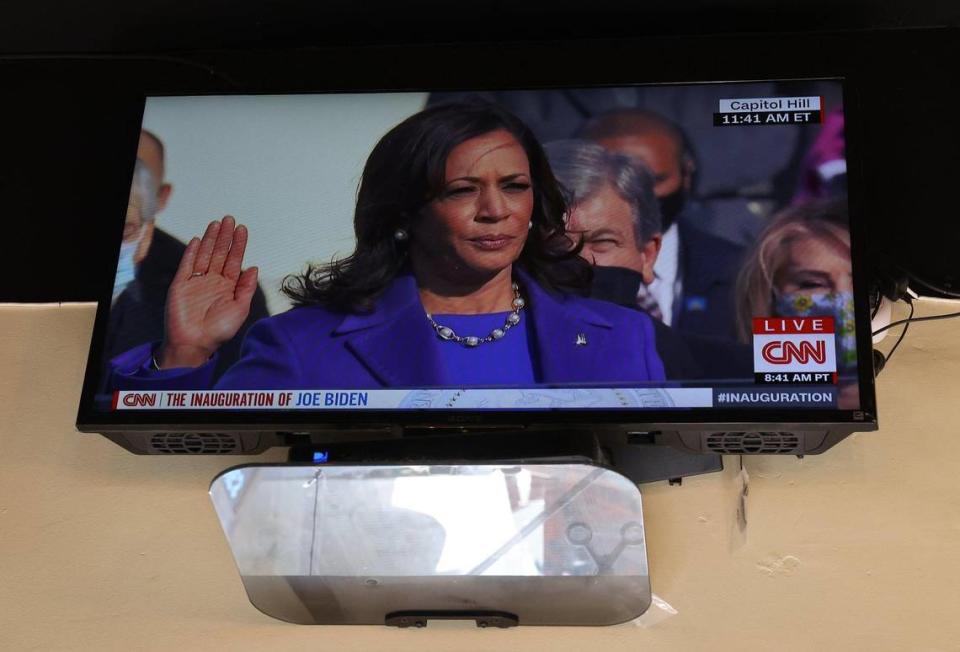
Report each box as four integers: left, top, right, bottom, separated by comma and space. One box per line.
882, 298, 914, 365
872, 306, 960, 337
904, 269, 960, 299
870, 287, 882, 319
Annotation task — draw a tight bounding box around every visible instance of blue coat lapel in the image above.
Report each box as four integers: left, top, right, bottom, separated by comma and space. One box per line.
517, 269, 616, 384
332, 268, 619, 387
333, 274, 447, 387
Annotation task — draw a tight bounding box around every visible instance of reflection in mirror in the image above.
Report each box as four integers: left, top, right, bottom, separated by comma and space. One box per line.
210, 463, 649, 625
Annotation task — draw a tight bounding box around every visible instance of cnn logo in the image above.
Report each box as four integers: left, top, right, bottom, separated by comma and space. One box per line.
761, 340, 828, 365
120, 392, 158, 407
753, 318, 836, 374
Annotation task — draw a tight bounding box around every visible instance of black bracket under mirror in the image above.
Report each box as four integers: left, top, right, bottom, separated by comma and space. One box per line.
385, 610, 519, 628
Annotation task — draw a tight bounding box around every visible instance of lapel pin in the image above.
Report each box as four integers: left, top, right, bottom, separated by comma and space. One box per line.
575, 333, 588, 347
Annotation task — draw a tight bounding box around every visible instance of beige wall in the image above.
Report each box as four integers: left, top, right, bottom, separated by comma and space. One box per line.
1, 302, 959, 651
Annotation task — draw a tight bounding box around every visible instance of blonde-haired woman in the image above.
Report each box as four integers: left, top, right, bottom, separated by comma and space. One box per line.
736, 198, 858, 407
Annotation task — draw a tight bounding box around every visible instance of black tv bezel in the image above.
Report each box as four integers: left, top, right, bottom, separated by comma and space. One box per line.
74, 40, 879, 439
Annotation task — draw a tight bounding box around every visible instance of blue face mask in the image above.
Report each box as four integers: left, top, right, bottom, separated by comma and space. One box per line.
774, 290, 857, 373
113, 232, 141, 302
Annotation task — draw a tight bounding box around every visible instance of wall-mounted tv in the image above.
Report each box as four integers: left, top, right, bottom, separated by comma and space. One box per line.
76, 76, 878, 455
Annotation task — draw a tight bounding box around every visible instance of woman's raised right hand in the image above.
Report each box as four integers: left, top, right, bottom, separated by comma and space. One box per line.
157, 216, 259, 369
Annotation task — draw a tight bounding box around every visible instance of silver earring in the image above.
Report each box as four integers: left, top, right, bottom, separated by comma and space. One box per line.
394, 228, 408, 241
528, 221, 534, 231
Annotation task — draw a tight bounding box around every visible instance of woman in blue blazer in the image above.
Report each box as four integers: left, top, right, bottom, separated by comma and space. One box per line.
110, 102, 665, 390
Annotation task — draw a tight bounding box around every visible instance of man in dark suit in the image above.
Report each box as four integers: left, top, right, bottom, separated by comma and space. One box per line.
544, 139, 705, 380
589, 265, 753, 381
580, 110, 745, 341
102, 130, 269, 387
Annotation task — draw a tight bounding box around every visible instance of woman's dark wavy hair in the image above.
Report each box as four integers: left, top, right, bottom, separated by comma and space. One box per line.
282, 101, 591, 312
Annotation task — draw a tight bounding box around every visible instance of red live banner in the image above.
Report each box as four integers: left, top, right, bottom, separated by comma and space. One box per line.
753, 317, 835, 335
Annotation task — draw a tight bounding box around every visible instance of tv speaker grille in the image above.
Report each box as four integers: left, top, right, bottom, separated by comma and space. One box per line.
704, 432, 802, 454
149, 433, 240, 454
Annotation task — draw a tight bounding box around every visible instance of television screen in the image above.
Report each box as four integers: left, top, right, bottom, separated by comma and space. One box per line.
78, 78, 876, 442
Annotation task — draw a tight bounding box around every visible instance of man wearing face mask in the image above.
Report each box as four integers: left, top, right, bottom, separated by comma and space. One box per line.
544, 139, 702, 379
579, 110, 745, 341
545, 138, 754, 380
102, 130, 269, 387
112, 160, 156, 304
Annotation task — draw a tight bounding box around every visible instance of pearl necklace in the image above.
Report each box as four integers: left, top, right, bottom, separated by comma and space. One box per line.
426, 282, 525, 347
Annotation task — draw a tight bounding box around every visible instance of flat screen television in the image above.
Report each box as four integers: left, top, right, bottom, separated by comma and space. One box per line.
76, 76, 878, 456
